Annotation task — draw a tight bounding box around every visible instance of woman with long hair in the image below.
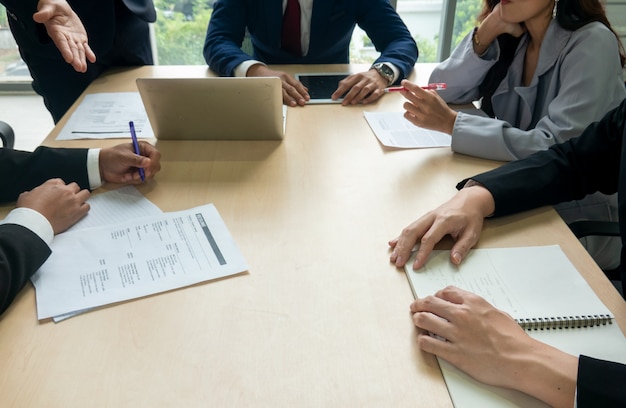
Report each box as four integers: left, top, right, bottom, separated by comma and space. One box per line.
401, 0, 626, 270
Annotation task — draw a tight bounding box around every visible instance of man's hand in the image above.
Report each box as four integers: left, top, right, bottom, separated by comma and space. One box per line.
332, 69, 387, 105
410, 286, 578, 407
99, 142, 162, 184
33, 0, 96, 73
389, 185, 495, 269
247, 64, 310, 107
17, 178, 90, 234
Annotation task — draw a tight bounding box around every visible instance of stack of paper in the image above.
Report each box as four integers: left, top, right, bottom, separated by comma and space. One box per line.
31, 186, 249, 322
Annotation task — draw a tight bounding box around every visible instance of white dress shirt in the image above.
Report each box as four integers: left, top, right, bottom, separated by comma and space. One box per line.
1, 148, 102, 245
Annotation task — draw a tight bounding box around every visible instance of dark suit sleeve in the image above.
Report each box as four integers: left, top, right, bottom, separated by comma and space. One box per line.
577, 355, 626, 406
464, 98, 626, 217
0, 224, 51, 315
357, 0, 418, 82
0, 146, 90, 203
203, 0, 252, 76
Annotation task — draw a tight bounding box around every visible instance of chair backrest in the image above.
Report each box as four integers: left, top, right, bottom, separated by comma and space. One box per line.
0, 120, 14, 149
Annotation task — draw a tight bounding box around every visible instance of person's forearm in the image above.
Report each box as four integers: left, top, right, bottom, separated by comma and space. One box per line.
507, 339, 578, 407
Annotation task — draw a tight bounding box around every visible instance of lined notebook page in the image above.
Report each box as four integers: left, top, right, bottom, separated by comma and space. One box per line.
405, 245, 613, 326
405, 245, 626, 407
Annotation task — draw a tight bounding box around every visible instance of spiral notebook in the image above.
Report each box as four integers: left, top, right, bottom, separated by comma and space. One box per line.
405, 245, 626, 407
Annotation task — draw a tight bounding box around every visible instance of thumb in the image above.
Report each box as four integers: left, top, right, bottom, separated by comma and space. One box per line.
132, 155, 150, 169
32, 5, 54, 23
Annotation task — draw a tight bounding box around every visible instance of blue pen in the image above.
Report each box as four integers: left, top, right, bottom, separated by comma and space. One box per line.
129, 121, 146, 182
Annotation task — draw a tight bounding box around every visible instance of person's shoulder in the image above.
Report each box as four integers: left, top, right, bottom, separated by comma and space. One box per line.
570, 21, 616, 42
560, 21, 618, 55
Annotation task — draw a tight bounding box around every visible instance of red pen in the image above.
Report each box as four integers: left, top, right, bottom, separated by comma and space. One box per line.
383, 83, 447, 92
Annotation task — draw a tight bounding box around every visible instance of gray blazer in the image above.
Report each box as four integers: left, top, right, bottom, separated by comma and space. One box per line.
431, 20, 626, 269
431, 20, 625, 161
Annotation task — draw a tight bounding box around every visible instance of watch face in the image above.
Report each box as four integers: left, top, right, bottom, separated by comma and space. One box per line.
380, 64, 393, 77
374, 63, 394, 83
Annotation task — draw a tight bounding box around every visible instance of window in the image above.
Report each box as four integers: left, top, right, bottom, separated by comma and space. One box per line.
0, 5, 31, 87
0, 0, 481, 85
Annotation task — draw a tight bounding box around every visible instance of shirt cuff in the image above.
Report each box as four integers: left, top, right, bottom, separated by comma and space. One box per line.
1, 207, 54, 246
236, 60, 265, 77
87, 148, 102, 189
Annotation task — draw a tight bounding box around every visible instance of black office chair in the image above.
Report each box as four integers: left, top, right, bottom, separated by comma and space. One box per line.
568, 220, 623, 295
0, 120, 15, 149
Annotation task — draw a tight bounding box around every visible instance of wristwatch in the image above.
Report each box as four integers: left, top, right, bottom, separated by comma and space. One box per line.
371, 62, 394, 85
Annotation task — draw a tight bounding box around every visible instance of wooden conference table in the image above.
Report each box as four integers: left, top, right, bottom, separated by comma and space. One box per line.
1, 64, 625, 407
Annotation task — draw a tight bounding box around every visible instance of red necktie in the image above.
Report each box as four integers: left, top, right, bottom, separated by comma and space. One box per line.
281, 0, 302, 56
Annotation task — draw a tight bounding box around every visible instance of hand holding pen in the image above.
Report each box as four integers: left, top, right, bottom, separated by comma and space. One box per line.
398, 80, 457, 135
97, 140, 162, 185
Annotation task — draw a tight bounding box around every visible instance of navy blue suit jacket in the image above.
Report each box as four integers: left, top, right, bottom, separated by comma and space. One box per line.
466, 98, 626, 406
0, 146, 90, 316
204, 0, 418, 83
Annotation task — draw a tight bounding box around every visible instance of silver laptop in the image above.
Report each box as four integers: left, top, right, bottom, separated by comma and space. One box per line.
136, 77, 284, 140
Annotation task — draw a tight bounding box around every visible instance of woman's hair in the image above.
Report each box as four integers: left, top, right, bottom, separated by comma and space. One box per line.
477, 0, 625, 117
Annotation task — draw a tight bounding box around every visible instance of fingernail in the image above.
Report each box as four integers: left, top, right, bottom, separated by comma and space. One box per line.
452, 252, 462, 264
395, 255, 402, 265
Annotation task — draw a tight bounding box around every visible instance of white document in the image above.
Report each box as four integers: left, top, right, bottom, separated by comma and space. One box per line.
56, 92, 154, 140
405, 245, 626, 408
72, 185, 163, 230
363, 111, 451, 148
48, 186, 163, 322
32, 204, 248, 319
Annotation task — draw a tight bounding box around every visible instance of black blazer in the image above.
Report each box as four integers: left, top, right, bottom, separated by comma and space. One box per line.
0, 146, 90, 316
465, 97, 626, 406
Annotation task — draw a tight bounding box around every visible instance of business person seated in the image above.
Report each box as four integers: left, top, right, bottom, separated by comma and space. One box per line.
0, 142, 161, 316
388, 98, 626, 407
203, 0, 418, 107
3, 0, 156, 123
397, 0, 626, 272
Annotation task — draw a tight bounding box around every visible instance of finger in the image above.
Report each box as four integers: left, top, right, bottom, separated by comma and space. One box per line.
411, 300, 455, 337
412, 220, 453, 269
350, 82, 378, 105
331, 80, 353, 101
282, 89, 298, 107
403, 111, 422, 128
76, 46, 87, 72
138, 142, 161, 161
85, 43, 97, 64
434, 286, 467, 304
282, 83, 307, 106
388, 237, 398, 249
361, 88, 384, 104
66, 181, 82, 193
75, 188, 91, 204
341, 80, 370, 105
449, 231, 478, 265
412, 296, 457, 331
390, 218, 432, 267
416, 330, 454, 358
283, 77, 309, 102
447, 218, 482, 265
46, 178, 66, 186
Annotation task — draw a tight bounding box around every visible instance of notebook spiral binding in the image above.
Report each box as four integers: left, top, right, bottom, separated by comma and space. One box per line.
517, 314, 613, 330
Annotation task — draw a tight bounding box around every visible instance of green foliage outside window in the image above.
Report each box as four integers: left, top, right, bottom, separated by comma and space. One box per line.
153, 0, 213, 65
451, 0, 481, 50
415, 35, 438, 62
